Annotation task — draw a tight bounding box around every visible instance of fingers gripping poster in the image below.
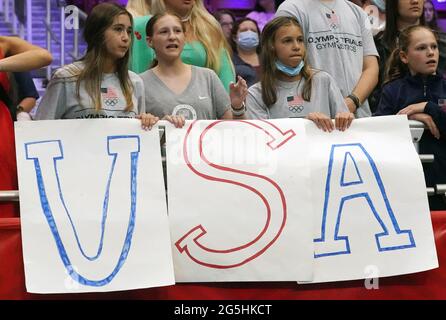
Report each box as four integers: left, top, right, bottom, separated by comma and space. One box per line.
15, 119, 175, 293
306, 116, 438, 283
166, 119, 314, 282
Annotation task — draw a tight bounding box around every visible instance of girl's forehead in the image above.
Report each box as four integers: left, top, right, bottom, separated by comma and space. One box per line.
155, 15, 182, 28
409, 29, 437, 43
113, 14, 131, 25
277, 24, 302, 35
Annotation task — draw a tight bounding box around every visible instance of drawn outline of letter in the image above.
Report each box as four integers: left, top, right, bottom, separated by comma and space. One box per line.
25, 135, 139, 286
314, 143, 415, 258
176, 120, 296, 268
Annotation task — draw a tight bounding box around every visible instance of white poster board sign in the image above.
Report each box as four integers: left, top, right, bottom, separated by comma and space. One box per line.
15, 119, 175, 293
306, 115, 438, 283
166, 119, 314, 282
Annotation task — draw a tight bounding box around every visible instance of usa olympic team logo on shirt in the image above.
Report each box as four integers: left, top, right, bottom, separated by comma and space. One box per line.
172, 104, 197, 120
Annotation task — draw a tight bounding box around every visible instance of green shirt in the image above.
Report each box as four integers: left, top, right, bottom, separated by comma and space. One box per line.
130, 15, 235, 92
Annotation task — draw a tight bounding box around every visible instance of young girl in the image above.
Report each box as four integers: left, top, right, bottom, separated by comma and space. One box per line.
246, 16, 353, 132
35, 3, 157, 130
130, 0, 235, 93
140, 12, 247, 124
375, 25, 446, 209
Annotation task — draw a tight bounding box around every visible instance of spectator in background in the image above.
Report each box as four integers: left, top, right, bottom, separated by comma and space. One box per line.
361, 0, 386, 37
424, 0, 439, 31
130, 0, 235, 92
230, 17, 261, 87
371, 0, 446, 112
12, 71, 40, 121
247, 0, 276, 31
0, 36, 52, 218
214, 9, 236, 43
126, 0, 151, 17
374, 25, 446, 210
276, 0, 379, 118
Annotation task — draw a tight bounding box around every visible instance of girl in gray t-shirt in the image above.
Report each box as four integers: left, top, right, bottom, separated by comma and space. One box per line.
140, 12, 248, 127
35, 3, 158, 130
246, 16, 353, 132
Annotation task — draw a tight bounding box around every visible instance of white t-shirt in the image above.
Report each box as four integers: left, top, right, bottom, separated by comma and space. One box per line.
276, 0, 379, 118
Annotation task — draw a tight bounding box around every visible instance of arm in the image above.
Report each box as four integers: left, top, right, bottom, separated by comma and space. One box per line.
208, 69, 232, 120
13, 71, 39, 117
0, 36, 52, 72
129, 16, 154, 73
226, 76, 248, 120
345, 55, 379, 113
424, 102, 446, 135
399, 101, 446, 135
217, 49, 236, 93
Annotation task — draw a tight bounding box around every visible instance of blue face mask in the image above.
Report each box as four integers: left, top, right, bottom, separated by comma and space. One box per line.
237, 30, 259, 50
372, 0, 385, 12
275, 59, 305, 76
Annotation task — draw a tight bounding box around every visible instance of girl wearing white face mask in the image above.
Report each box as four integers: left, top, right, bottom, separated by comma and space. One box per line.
246, 16, 354, 132
230, 18, 261, 87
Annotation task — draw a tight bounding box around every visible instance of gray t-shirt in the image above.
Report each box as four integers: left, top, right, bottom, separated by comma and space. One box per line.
246, 70, 348, 119
35, 62, 145, 120
140, 65, 230, 120
276, 0, 378, 118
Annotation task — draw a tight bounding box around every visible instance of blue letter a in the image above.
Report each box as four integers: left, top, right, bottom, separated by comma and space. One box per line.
314, 143, 415, 258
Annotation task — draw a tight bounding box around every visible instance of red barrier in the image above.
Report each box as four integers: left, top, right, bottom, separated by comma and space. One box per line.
1, 212, 445, 300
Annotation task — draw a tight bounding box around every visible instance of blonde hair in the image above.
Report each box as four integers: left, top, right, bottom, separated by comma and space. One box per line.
126, 0, 151, 17
151, 0, 231, 73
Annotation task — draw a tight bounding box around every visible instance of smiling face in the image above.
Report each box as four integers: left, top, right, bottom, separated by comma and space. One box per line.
273, 24, 305, 68
400, 28, 439, 76
147, 14, 185, 62
104, 14, 132, 62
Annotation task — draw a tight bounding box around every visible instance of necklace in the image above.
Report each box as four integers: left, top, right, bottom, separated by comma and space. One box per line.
319, 0, 336, 14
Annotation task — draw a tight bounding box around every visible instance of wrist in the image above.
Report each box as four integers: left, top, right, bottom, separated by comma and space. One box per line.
231, 101, 246, 117
347, 93, 361, 111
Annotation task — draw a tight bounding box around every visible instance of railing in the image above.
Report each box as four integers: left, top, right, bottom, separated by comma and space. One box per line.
49, 0, 88, 78
0, 0, 87, 80
0, 0, 26, 38
1, 120, 444, 203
